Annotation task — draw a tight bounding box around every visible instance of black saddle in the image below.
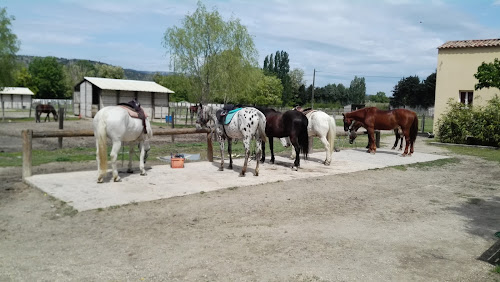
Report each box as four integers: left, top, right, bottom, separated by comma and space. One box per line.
118, 99, 147, 134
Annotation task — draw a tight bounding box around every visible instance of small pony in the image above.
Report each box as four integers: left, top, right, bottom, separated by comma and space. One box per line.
196, 104, 267, 177
35, 104, 58, 123
93, 102, 153, 183
343, 107, 418, 156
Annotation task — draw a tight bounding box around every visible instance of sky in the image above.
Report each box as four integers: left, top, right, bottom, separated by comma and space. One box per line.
3, 0, 500, 96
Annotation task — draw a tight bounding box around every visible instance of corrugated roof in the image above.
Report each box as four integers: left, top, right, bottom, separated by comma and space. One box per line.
438, 39, 500, 49
83, 77, 174, 93
0, 87, 35, 95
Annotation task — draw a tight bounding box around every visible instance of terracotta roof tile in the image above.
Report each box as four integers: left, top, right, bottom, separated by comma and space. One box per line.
438, 39, 500, 49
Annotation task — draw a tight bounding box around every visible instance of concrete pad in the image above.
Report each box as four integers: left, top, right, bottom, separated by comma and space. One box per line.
24, 149, 449, 211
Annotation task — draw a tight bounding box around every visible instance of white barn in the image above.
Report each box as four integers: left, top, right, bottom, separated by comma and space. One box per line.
73, 77, 175, 118
0, 87, 34, 109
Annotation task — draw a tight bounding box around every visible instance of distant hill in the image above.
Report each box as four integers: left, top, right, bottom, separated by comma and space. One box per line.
16, 55, 172, 81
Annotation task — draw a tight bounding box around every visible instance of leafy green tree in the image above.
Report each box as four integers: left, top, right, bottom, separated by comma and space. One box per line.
29, 57, 68, 99
262, 50, 292, 105
163, 1, 258, 103
368, 91, 390, 103
349, 76, 366, 104
391, 75, 420, 108
474, 58, 500, 90
420, 72, 436, 108
0, 7, 20, 89
153, 73, 194, 102
249, 72, 282, 106
64, 60, 98, 96
96, 64, 124, 79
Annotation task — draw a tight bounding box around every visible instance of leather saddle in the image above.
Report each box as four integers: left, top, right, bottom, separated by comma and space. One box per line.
118, 99, 148, 134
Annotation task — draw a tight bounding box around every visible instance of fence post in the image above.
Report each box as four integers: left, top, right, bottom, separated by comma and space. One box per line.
421, 114, 425, 133
22, 129, 33, 180
58, 107, 65, 148
171, 110, 175, 143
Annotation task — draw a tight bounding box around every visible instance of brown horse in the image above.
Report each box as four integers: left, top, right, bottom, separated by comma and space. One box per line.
35, 104, 58, 123
342, 107, 418, 156
348, 120, 404, 150
256, 107, 309, 169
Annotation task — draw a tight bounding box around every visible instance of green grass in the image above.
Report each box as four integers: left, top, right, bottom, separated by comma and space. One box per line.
435, 143, 500, 164
392, 158, 460, 171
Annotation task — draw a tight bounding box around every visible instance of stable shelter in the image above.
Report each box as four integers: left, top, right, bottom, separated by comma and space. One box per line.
73, 77, 174, 118
0, 87, 34, 109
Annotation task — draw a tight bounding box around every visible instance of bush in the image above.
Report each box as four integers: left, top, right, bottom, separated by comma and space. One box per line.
437, 95, 500, 147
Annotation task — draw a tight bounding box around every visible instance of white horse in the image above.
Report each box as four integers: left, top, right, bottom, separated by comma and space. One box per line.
281, 109, 336, 165
93, 106, 153, 183
196, 104, 267, 177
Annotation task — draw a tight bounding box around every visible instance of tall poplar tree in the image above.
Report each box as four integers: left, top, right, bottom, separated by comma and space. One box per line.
0, 7, 20, 89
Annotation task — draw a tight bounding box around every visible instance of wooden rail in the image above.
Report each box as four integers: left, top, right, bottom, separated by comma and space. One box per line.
22, 127, 213, 180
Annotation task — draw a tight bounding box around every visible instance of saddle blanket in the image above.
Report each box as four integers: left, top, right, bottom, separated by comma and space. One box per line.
224, 108, 242, 125
118, 105, 148, 119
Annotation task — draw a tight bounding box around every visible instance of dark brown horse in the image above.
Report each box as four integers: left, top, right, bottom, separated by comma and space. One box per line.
349, 120, 404, 150
342, 107, 418, 156
35, 104, 58, 123
256, 107, 309, 169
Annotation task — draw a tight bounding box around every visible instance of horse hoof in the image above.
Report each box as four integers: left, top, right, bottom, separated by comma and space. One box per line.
113, 177, 122, 182
239, 173, 245, 177
254, 172, 259, 176
140, 172, 147, 176
97, 179, 103, 183
401, 154, 407, 157
324, 161, 330, 166
228, 165, 233, 169
218, 167, 224, 171
391, 147, 396, 150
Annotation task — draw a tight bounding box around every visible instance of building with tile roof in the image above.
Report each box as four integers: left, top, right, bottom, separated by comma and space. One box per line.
433, 38, 500, 134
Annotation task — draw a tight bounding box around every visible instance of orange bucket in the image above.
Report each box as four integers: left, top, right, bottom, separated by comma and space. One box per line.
171, 158, 185, 168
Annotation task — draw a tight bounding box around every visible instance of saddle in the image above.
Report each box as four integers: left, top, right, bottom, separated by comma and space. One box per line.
118, 99, 148, 134
216, 104, 241, 124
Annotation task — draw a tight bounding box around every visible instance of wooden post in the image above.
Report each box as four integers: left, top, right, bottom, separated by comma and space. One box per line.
207, 132, 213, 162
22, 129, 33, 180
171, 110, 175, 143
58, 107, 64, 148
421, 114, 425, 133
185, 107, 188, 125
1, 101, 4, 122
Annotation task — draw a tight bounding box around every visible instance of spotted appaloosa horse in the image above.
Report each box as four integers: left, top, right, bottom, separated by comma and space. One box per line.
35, 104, 58, 122
196, 104, 267, 177
343, 107, 418, 156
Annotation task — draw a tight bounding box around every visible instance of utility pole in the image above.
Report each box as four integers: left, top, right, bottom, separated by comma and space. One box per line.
311, 68, 316, 109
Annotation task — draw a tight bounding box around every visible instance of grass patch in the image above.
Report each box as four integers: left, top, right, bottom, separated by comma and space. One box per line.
435, 144, 500, 164
492, 265, 500, 274
390, 158, 460, 171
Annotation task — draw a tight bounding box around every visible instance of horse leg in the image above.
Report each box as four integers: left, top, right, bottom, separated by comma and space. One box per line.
254, 138, 262, 176
319, 136, 331, 165
96, 139, 106, 183
127, 145, 134, 173
399, 135, 404, 151
401, 131, 410, 157
260, 139, 266, 163
269, 137, 275, 164
367, 128, 376, 154
139, 142, 147, 175
291, 136, 301, 169
392, 129, 398, 150
218, 136, 225, 171
228, 139, 233, 169
240, 137, 251, 177
110, 141, 122, 182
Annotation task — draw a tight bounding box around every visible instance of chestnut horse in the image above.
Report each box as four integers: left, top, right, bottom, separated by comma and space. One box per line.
348, 120, 404, 150
342, 107, 418, 156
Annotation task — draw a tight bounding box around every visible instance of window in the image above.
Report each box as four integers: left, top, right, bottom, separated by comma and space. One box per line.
459, 91, 473, 105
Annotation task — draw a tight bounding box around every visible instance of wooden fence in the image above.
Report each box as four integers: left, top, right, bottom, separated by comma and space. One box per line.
21, 128, 213, 180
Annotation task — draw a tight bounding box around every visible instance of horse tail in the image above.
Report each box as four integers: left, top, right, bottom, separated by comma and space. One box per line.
298, 116, 309, 159
410, 113, 418, 144
96, 115, 108, 175
257, 111, 267, 140
327, 116, 336, 154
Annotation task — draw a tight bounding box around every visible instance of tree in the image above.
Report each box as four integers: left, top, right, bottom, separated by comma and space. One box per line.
163, 1, 258, 103
29, 57, 68, 99
368, 91, 390, 103
420, 72, 436, 108
96, 64, 124, 79
474, 58, 500, 90
0, 7, 20, 89
349, 76, 366, 104
391, 76, 420, 108
153, 73, 194, 102
263, 50, 292, 105
249, 73, 282, 106
64, 60, 98, 96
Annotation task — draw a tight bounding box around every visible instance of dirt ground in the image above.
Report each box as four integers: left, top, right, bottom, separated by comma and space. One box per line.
0, 116, 499, 281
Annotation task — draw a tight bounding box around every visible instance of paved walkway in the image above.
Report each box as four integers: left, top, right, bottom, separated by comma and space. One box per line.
25, 148, 449, 211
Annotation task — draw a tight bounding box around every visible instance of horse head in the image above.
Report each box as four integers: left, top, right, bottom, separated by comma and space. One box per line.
342, 113, 353, 132
195, 104, 210, 130
53, 110, 59, 122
